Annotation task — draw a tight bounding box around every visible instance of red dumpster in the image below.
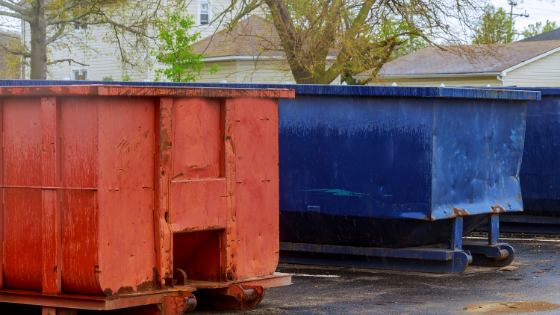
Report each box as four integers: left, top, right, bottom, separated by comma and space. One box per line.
0, 85, 293, 314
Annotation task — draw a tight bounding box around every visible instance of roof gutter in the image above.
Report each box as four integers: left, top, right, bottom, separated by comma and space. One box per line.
203, 55, 337, 62
355, 72, 502, 80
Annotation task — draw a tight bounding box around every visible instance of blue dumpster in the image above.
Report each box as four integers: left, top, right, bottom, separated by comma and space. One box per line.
0, 80, 539, 272
480, 88, 560, 234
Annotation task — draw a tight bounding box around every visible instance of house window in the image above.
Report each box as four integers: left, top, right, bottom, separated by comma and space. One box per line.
73, 22, 88, 31
199, 0, 210, 25
72, 68, 89, 80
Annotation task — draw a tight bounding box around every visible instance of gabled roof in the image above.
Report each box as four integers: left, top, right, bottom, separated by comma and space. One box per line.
368, 40, 560, 78
519, 28, 560, 42
192, 15, 338, 61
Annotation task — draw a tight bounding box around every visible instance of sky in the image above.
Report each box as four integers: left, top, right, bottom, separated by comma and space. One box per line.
491, 0, 560, 38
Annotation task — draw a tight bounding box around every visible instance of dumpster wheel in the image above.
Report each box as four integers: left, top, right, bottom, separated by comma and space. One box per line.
196, 285, 266, 310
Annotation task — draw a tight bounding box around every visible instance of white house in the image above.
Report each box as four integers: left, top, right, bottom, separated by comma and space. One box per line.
21, 0, 233, 81
357, 40, 560, 87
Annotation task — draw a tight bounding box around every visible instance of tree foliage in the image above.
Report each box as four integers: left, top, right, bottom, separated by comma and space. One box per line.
0, 0, 191, 79
522, 20, 558, 38
152, 12, 219, 83
0, 31, 21, 79
213, 0, 484, 85
471, 5, 516, 44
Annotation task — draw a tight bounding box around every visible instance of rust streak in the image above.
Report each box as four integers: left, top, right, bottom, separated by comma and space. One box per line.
452, 207, 469, 217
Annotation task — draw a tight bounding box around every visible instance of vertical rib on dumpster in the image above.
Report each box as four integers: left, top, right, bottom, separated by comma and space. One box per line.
41, 97, 62, 294
223, 99, 238, 281
61, 97, 100, 295
155, 98, 173, 286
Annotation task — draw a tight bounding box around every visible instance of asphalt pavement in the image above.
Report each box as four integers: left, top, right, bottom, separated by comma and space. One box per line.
197, 233, 560, 315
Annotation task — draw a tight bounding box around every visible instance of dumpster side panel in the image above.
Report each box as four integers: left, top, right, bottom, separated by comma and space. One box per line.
97, 97, 157, 296
59, 98, 101, 295
170, 97, 226, 233
3, 97, 43, 291
234, 97, 280, 279
520, 96, 560, 212
279, 96, 434, 221
172, 98, 222, 180
431, 99, 526, 219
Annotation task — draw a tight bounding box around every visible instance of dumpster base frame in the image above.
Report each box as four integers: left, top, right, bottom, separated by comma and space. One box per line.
280, 215, 514, 274
477, 214, 560, 235
0, 273, 291, 313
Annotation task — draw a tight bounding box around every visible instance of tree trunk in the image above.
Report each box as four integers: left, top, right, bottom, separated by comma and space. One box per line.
30, 0, 47, 80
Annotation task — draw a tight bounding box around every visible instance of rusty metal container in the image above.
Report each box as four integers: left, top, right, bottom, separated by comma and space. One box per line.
0, 85, 293, 314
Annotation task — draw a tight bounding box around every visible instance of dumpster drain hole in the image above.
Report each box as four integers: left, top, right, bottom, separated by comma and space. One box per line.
165, 212, 169, 223
463, 301, 560, 314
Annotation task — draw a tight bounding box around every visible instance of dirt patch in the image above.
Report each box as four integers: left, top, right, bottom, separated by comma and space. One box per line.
463, 301, 560, 314
499, 293, 526, 297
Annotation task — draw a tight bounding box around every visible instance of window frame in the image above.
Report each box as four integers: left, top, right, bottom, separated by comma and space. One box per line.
198, 0, 211, 27
71, 67, 89, 81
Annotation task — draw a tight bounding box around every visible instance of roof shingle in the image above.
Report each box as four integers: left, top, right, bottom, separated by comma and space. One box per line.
377, 40, 560, 76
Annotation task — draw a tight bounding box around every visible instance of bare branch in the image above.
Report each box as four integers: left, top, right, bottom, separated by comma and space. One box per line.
47, 58, 89, 66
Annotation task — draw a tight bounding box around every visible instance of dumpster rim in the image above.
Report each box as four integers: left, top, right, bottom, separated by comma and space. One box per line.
0, 80, 540, 100
0, 85, 295, 99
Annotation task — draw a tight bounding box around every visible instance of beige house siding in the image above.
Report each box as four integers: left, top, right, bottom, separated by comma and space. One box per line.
503, 50, 560, 87
372, 76, 501, 87
197, 60, 238, 82
198, 59, 344, 84
197, 59, 294, 83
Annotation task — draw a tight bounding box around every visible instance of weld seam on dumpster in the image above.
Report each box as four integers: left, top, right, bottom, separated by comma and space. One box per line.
0, 186, 97, 190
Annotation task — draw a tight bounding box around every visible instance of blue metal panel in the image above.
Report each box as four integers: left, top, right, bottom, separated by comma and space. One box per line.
520, 94, 560, 212
431, 99, 526, 219
279, 95, 433, 220
475, 88, 560, 234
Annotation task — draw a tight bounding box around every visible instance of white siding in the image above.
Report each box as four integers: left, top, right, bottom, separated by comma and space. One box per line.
23, 0, 233, 81
504, 50, 560, 87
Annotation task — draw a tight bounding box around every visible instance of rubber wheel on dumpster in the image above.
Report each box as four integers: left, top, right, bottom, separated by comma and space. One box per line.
196, 285, 265, 310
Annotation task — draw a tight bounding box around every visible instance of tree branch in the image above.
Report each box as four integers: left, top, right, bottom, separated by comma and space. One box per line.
0, 42, 29, 58
0, 9, 28, 22
0, 0, 28, 15
319, 0, 378, 84
46, 24, 65, 45
47, 59, 89, 66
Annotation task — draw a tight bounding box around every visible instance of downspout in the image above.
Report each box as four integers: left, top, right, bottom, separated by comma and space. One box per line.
497, 75, 505, 87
